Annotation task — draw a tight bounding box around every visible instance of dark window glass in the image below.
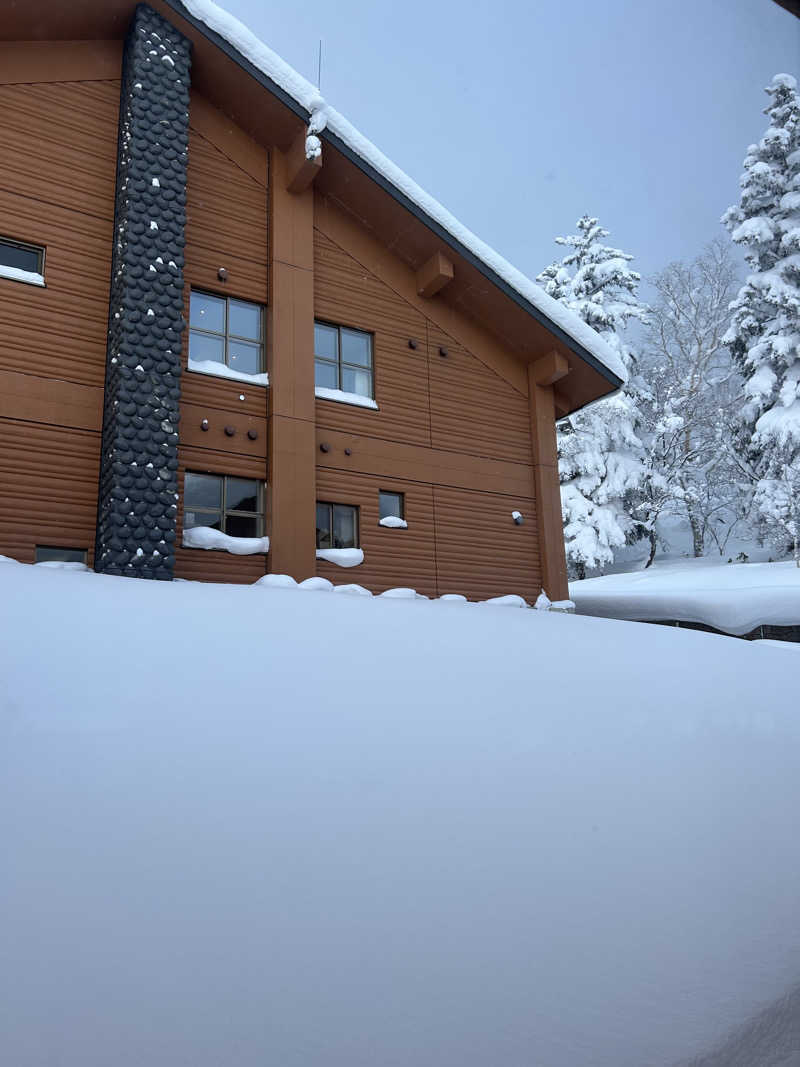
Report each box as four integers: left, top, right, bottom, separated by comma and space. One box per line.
313, 321, 373, 398
226, 513, 259, 538
35, 546, 87, 564
316, 502, 332, 549
189, 291, 265, 377
183, 473, 264, 542
316, 502, 359, 549
0, 236, 44, 275
185, 473, 222, 509
226, 478, 259, 513
379, 491, 404, 521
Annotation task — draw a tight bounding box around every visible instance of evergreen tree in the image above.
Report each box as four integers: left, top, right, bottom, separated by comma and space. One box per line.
537, 216, 649, 578
723, 74, 800, 562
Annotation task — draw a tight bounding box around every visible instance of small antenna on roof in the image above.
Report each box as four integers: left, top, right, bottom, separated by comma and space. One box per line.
317, 39, 323, 90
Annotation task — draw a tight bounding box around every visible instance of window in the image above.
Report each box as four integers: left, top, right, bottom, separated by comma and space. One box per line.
184, 473, 264, 537
379, 491, 404, 521
0, 235, 45, 285
35, 546, 87, 564
314, 321, 373, 398
316, 502, 359, 549
188, 291, 265, 377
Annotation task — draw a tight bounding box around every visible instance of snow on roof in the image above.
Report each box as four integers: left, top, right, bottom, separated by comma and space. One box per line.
177, 0, 627, 385
1, 560, 799, 1064
570, 559, 800, 636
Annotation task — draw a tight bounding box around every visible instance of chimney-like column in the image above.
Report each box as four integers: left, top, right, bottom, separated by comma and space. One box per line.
95, 4, 191, 579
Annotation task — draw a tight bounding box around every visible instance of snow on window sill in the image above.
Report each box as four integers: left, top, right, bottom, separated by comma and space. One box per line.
0, 264, 45, 287
183, 527, 270, 554
315, 387, 378, 410
315, 548, 364, 567
378, 516, 407, 529
188, 357, 268, 387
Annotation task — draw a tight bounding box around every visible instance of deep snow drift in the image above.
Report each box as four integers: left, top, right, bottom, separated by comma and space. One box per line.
1, 560, 799, 1066
570, 558, 800, 635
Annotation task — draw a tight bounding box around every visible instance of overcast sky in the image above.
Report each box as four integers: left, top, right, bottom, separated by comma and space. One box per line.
220, 0, 796, 285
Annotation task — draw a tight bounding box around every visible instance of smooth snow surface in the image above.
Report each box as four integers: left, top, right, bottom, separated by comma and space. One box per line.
187, 357, 268, 386
176, 0, 626, 385
0, 263, 45, 286
378, 515, 408, 529
570, 559, 800, 635
1, 564, 799, 1065
183, 526, 270, 554
315, 547, 364, 567
314, 386, 379, 409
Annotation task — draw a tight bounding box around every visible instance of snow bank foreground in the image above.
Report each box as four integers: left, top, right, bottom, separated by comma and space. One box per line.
571, 559, 800, 635
1, 562, 799, 1067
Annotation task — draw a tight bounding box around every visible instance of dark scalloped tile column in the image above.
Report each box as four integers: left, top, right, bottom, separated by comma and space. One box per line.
95, 4, 191, 579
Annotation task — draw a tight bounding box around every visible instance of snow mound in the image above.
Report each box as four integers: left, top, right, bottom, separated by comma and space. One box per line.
570, 559, 800, 635
315, 548, 364, 567
254, 573, 297, 588
332, 583, 373, 596
183, 527, 270, 555
378, 516, 408, 529
1, 562, 799, 1066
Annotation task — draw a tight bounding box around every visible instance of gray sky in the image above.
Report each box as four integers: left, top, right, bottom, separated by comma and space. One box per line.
220, 0, 797, 284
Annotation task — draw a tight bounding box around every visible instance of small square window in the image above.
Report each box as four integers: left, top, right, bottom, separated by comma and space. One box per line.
314, 321, 373, 399
379, 491, 404, 521
316, 502, 359, 549
35, 546, 87, 564
183, 472, 264, 541
0, 235, 45, 285
188, 291, 265, 381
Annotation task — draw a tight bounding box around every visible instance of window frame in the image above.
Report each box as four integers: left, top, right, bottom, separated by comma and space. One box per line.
183, 472, 265, 539
379, 490, 405, 522
315, 501, 360, 550
35, 545, 87, 564
188, 289, 266, 378
0, 234, 45, 282
314, 319, 375, 399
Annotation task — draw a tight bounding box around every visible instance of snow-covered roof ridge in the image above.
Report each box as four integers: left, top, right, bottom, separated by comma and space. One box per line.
175, 0, 627, 386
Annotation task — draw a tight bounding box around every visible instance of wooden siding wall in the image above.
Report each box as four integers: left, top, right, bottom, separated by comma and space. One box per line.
174, 92, 270, 582
0, 77, 119, 564
313, 229, 542, 601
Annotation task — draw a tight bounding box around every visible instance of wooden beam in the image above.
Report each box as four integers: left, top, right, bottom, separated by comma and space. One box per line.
553, 389, 570, 419
528, 364, 569, 602
416, 251, 454, 298
285, 126, 322, 195
531, 350, 570, 387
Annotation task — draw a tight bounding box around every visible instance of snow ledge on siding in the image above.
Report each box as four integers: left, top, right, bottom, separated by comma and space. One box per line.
0, 264, 45, 287
177, 0, 626, 385
188, 357, 269, 387
316, 548, 364, 567
183, 527, 270, 554
379, 516, 408, 529
315, 387, 379, 410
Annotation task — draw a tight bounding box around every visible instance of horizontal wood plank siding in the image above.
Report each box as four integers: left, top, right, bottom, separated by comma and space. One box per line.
315, 468, 438, 596
0, 419, 100, 565
433, 485, 541, 601
427, 324, 533, 465
0, 81, 119, 220
0, 79, 118, 390
314, 230, 431, 447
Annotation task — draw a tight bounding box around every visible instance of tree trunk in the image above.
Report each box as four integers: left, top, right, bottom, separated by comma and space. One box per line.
644, 528, 658, 569
687, 506, 704, 557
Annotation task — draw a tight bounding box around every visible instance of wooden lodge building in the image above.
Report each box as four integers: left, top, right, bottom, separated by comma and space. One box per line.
0, 0, 623, 602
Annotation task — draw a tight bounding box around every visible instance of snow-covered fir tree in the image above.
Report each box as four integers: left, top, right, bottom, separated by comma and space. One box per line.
723, 73, 800, 563
537, 216, 649, 578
